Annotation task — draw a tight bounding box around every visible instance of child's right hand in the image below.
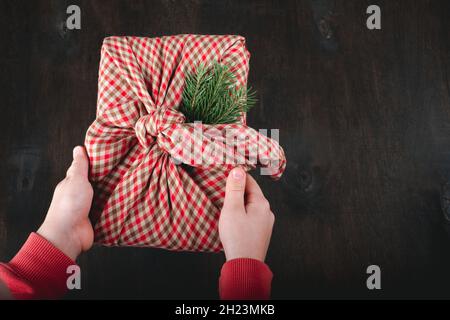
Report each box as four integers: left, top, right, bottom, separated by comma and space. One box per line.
219, 168, 275, 262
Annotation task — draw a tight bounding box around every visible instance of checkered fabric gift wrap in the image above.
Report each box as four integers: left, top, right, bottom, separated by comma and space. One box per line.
85, 34, 286, 252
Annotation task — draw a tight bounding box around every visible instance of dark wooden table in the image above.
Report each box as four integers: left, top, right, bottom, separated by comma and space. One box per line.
1, 0, 449, 299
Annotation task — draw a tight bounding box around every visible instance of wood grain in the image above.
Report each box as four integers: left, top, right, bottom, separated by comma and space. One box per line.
0, 0, 449, 298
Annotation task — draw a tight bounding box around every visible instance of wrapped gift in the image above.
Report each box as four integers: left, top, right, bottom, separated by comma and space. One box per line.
85, 34, 286, 252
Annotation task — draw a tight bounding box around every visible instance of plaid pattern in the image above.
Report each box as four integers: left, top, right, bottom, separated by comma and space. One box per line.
85, 35, 286, 252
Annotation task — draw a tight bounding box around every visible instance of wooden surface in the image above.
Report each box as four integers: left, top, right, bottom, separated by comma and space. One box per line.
1, 0, 450, 299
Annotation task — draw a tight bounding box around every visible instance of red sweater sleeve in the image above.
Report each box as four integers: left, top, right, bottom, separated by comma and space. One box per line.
219, 258, 273, 300
1, 234, 273, 300
0, 233, 75, 300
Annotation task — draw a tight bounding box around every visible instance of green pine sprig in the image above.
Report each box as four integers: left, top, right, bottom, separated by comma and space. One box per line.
180, 62, 256, 124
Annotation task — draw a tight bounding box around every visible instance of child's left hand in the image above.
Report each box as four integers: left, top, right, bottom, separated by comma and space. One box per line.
37, 146, 94, 260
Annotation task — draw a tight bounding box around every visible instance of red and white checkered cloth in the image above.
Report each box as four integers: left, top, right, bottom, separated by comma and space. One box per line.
85, 35, 286, 252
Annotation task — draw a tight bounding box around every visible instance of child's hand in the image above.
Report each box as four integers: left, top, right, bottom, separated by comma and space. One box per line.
219, 168, 275, 262
37, 146, 94, 260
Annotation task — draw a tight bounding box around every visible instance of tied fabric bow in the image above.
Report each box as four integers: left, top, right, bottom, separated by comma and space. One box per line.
85, 35, 286, 252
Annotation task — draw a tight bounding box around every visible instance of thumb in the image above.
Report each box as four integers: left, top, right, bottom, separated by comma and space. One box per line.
66, 146, 89, 179
223, 167, 246, 212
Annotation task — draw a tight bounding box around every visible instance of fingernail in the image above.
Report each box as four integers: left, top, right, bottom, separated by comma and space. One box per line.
232, 168, 244, 180
73, 146, 82, 158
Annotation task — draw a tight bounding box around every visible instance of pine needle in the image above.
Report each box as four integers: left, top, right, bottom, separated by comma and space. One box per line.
180, 62, 256, 124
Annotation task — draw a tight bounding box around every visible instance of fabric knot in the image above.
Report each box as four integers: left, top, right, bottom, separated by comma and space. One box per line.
135, 107, 186, 148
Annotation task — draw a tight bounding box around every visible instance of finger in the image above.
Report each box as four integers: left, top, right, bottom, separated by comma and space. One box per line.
245, 174, 266, 204
66, 146, 89, 179
222, 167, 246, 212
